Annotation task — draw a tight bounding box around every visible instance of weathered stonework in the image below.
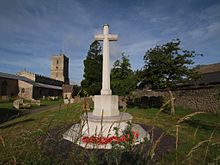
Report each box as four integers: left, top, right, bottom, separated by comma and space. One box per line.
171, 86, 220, 113
18, 80, 33, 100
50, 54, 69, 84
132, 86, 220, 113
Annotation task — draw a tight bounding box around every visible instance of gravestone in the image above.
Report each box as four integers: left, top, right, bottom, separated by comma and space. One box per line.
70, 98, 74, 104
13, 99, 22, 109
31, 99, 41, 106
13, 99, 31, 109
63, 25, 147, 149
64, 99, 69, 104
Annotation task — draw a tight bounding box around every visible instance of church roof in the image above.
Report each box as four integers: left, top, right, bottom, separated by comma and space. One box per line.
0, 72, 62, 90
63, 84, 73, 92
0, 72, 32, 82
198, 71, 220, 85
29, 81, 62, 90
197, 63, 220, 74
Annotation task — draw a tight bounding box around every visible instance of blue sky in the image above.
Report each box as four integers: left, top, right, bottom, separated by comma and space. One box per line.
0, 0, 220, 84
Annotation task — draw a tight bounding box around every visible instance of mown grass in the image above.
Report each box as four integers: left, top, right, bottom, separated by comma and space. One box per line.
0, 103, 219, 164
0, 99, 64, 124
0, 98, 63, 110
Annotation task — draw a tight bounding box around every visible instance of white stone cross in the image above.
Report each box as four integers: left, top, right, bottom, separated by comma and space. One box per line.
95, 24, 118, 95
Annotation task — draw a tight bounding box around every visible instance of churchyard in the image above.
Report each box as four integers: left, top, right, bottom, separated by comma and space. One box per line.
0, 102, 219, 164
0, 98, 63, 123
0, 24, 220, 165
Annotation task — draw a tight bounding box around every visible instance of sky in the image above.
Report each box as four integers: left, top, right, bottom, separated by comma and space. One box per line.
0, 0, 220, 84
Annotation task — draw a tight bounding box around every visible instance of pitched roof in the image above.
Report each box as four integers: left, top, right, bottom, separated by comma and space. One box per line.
0, 72, 62, 90
198, 71, 220, 85
197, 63, 220, 74
0, 72, 32, 81
63, 85, 73, 92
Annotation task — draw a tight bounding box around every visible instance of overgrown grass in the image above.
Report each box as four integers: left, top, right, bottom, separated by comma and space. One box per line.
0, 103, 81, 164
0, 104, 219, 164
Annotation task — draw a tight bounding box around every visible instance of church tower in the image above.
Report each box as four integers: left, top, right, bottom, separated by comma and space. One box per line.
50, 54, 69, 84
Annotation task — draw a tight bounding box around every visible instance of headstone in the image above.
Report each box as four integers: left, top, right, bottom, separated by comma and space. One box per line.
13, 99, 23, 109
13, 99, 31, 109
70, 98, 74, 104
31, 99, 41, 106
119, 96, 127, 109
64, 99, 69, 104
22, 103, 31, 109
82, 97, 91, 111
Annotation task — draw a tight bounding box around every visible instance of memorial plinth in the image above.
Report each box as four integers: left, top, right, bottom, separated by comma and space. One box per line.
63, 24, 147, 149
93, 95, 119, 116
81, 112, 133, 137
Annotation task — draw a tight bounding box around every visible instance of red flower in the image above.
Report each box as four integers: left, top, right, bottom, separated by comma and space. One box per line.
120, 136, 126, 142
132, 131, 139, 139
81, 131, 139, 144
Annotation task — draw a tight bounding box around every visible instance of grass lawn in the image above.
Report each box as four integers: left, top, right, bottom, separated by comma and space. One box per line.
0, 104, 219, 164
0, 99, 63, 124
0, 99, 63, 110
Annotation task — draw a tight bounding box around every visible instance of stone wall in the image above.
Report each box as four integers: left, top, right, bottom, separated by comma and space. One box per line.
50, 54, 69, 84
63, 92, 72, 99
18, 80, 33, 100
17, 70, 63, 87
17, 71, 35, 81
172, 86, 220, 112
132, 86, 220, 113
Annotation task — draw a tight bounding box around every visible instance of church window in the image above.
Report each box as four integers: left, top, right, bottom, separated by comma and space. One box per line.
57, 60, 59, 64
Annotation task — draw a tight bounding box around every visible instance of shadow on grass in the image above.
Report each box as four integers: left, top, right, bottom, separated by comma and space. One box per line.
0, 118, 35, 129
127, 96, 164, 109
0, 108, 28, 124
185, 119, 220, 131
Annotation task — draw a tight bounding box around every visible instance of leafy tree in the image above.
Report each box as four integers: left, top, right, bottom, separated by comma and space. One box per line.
142, 39, 201, 114
134, 69, 145, 89
72, 84, 81, 96
111, 54, 137, 96
81, 41, 102, 95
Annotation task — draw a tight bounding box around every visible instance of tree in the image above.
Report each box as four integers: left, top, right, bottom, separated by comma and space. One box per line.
72, 84, 81, 97
81, 40, 102, 95
142, 39, 201, 114
111, 54, 137, 96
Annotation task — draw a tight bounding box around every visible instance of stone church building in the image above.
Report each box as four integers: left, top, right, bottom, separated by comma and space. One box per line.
0, 54, 70, 100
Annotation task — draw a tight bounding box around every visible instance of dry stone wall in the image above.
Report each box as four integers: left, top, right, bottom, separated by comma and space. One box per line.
133, 86, 220, 113
172, 87, 220, 112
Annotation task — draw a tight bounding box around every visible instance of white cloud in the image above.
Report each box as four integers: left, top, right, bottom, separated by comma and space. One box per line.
123, 39, 158, 56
